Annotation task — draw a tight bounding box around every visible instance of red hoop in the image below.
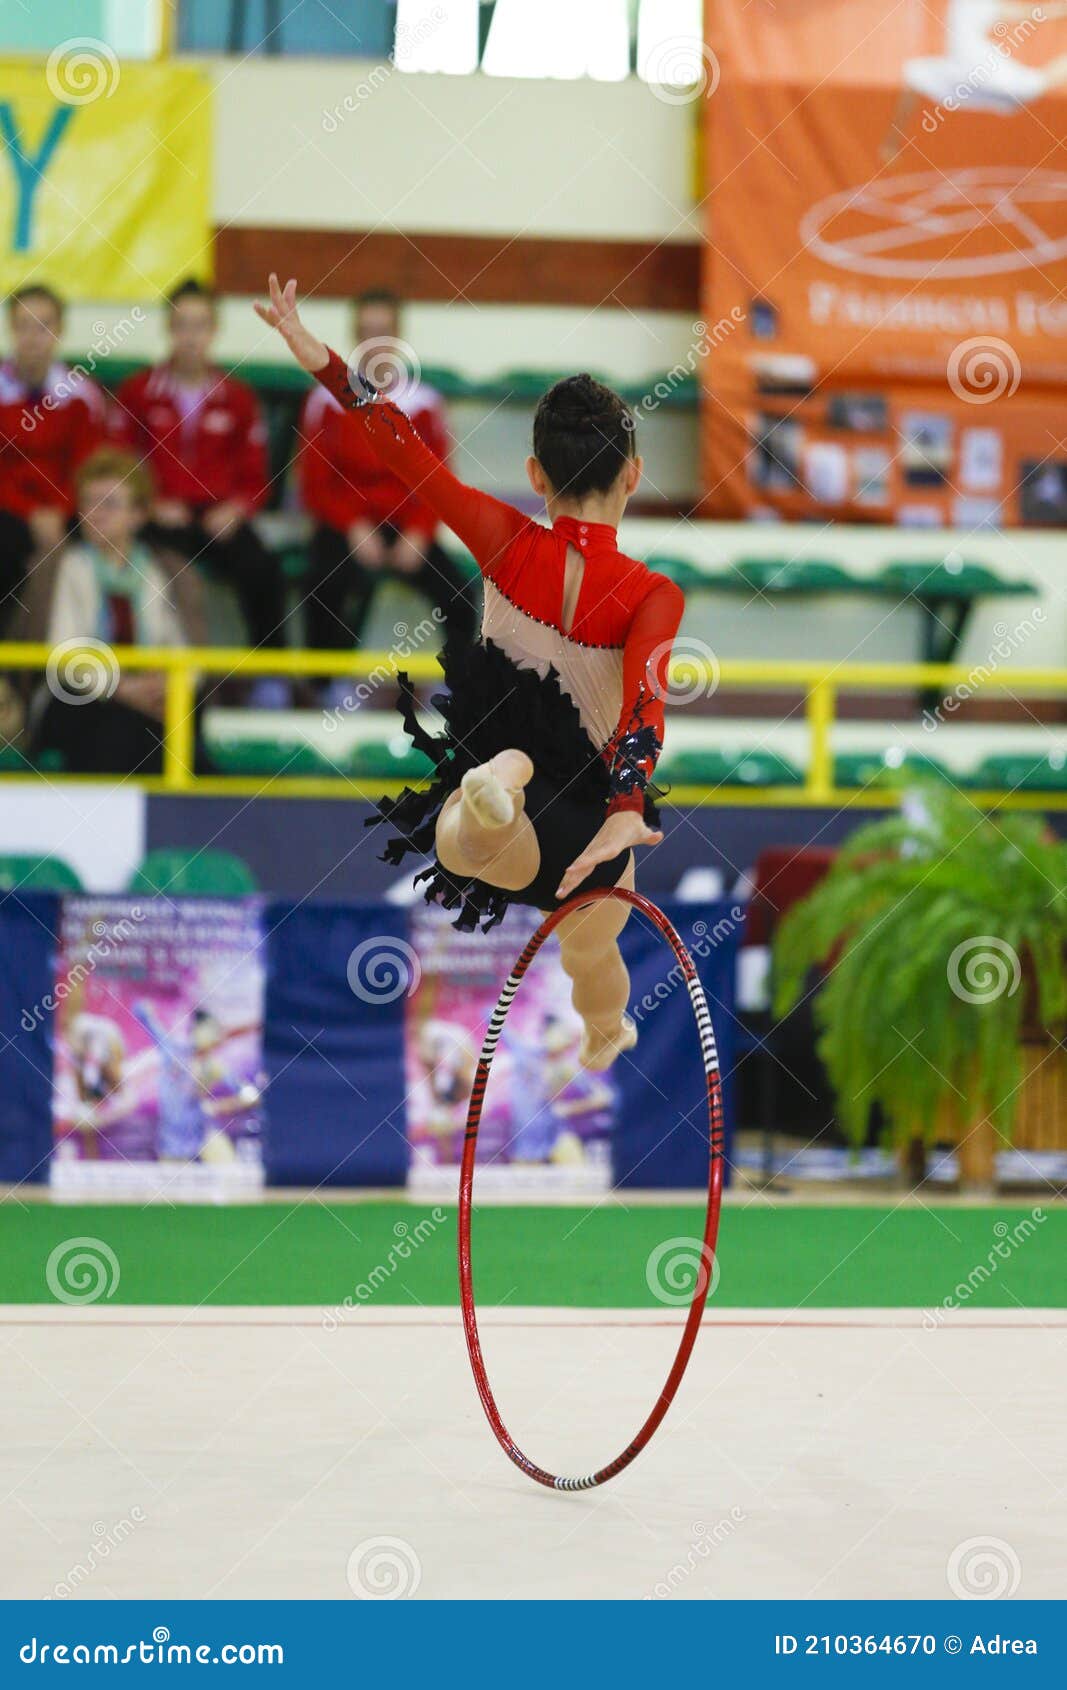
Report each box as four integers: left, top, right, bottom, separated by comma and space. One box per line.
458, 885, 725, 1490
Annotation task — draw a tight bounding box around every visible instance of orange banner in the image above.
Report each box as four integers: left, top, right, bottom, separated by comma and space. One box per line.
702, 0, 1067, 525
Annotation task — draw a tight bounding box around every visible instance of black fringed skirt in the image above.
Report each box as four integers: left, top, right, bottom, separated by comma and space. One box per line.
367, 638, 660, 931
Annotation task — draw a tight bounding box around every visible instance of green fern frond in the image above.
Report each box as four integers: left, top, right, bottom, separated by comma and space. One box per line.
771, 785, 1067, 1147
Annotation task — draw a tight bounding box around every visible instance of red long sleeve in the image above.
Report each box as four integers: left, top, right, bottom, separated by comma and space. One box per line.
604, 576, 684, 815
315, 349, 528, 574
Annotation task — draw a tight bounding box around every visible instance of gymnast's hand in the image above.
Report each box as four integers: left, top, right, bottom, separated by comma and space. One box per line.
556, 810, 663, 902
254, 273, 329, 374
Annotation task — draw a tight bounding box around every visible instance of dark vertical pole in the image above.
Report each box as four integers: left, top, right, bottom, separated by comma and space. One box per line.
477, 0, 497, 66
628, 0, 641, 75
227, 0, 246, 54
264, 0, 282, 52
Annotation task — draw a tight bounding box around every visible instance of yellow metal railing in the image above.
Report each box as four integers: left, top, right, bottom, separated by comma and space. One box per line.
1, 643, 1065, 810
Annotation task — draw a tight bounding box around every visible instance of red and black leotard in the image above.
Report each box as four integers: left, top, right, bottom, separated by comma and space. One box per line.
314, 351, 685, 928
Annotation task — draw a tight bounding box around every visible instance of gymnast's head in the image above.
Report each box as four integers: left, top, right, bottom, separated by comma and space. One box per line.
528, 373, 642, 521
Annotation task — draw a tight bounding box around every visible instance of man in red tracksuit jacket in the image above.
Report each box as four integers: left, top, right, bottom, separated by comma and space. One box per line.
116, 279, 288, 688
298, 290, 475, 686
0, 284, 110, 635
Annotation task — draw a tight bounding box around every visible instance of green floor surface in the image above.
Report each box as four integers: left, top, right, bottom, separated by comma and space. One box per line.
1, 1202, 1063, 1309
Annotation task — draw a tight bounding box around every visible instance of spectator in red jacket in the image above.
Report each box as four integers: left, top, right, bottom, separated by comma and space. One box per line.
0, 284, 110, 635
298, 289, 475, 695
116, 279, 289, 702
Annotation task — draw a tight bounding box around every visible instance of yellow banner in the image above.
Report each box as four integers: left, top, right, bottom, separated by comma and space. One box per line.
0, 54, 212, 301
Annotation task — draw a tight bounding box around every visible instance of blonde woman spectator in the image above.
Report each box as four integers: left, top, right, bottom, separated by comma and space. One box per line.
32, 449, 194, 775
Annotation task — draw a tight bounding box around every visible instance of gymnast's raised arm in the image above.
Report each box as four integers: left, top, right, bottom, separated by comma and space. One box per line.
255, 273, 527, 576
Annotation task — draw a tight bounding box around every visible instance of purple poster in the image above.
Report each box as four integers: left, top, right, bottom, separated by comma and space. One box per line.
50, 898, 266, 1198
405, 904, 619, 1195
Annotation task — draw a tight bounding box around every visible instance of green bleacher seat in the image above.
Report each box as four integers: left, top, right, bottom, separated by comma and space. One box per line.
93, 353, 708, 415
349, 739, 434, 781
0, 745, 65, 773
620, 373, 699, 409
875, 559, 1034, 598
500, 368, 606, 401
208, 737, 342, 777
732, 557, 857, 594
646, 554, 717, 594
420, 365, 477, 400
659, 748, 804, 787
834, 750, 954, 788
0, 854, 83, 892
971, 751, 1067, 792
278, 542, 309, 583
128, 849, 258, 897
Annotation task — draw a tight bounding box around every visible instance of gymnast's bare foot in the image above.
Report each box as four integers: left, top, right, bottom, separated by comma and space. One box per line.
579, 1013, 638, 1072
459, 749, 533, 831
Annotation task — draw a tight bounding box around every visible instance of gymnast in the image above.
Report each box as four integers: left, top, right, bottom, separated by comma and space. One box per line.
256, 275, 684, 1070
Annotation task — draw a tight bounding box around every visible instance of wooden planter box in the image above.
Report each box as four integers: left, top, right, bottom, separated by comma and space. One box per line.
898, 1041, 1067, 1190
1011, 1041, 1067, 1152
950, 1041, 1067, 1189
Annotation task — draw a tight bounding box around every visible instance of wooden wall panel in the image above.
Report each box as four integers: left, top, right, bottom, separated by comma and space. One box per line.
216, 227, 700, 312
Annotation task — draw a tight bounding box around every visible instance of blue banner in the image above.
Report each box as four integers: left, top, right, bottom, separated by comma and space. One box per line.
0, 895, 736, 1191
0, 890, 56, 1184
1, 1601, 1062, 1681
263, 900, 410, 1188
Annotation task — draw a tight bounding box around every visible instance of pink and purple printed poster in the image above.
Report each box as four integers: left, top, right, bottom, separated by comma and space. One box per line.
50, 898, 266, 1198
404, 904, 619, 1195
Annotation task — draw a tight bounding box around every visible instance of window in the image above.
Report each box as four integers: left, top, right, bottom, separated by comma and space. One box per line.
481, 0, 629, 81
178, 0, 393, 57
396, 0, 705, 87
394, 0, 480, 74
637, 0, 704, 87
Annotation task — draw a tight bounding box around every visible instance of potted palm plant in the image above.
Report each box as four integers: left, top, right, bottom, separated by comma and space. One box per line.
773, 787, 1067, 1189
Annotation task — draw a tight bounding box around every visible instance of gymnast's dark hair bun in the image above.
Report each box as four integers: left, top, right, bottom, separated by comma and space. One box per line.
532, 373, 636, 499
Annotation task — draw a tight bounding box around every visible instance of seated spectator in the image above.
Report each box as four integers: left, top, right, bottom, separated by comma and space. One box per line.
116, 278, 289, 705
32, 449, 192, 776
0, 284, 110, 636
299, 288, 475, 704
